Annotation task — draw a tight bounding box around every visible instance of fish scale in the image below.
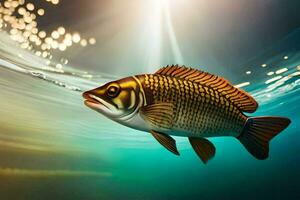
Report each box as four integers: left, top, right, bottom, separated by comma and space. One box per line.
142, 74, 246, 137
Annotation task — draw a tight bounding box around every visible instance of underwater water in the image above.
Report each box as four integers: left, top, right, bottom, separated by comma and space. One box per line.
1, 27, 300, 200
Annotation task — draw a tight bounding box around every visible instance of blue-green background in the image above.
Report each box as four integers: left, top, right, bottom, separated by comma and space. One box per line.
0, 0, 300, 199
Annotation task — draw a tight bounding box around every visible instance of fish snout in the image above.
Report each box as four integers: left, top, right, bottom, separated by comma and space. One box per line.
82, 90, 101, 105
82, 91, 91, 99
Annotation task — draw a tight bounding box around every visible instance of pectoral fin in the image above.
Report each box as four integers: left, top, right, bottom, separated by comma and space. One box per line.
189, 137, 215, 164
151, 130, 180, 155
140, 103, 174, 130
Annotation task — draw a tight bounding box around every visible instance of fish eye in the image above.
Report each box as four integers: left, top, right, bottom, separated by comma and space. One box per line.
107, 85, 120, 98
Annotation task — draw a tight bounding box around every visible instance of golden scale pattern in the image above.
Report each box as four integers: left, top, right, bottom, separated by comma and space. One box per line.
144, 74, 246, 136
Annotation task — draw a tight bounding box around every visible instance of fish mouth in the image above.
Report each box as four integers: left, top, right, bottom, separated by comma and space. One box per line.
82, 91, 111, 111
83, 92, 100, 104
82, 91, 122, 118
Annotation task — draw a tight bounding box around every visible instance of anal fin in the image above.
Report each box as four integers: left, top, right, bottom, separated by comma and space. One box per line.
189, 137, 216, 164
151, 130, 180, 155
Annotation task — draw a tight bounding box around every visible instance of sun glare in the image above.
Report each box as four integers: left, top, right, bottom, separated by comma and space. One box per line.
141, 0, 184, 71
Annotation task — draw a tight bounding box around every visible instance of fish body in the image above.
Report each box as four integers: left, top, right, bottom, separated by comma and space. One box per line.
138, 73, 247, 138
83, 65, 291, 163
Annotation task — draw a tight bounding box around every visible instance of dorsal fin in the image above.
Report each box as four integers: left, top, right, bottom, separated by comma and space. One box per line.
155, 65, 258, 113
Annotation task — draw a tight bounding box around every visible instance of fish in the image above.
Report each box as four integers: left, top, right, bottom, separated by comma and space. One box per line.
82, 65, 291, 163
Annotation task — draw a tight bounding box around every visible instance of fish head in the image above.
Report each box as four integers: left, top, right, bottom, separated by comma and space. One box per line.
82, 76, 145, 120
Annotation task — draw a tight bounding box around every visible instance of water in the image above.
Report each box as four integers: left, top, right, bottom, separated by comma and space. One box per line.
0, 30, 300, 200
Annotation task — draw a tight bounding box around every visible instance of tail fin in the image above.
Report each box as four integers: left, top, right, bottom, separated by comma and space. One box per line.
237, 117, 291, 160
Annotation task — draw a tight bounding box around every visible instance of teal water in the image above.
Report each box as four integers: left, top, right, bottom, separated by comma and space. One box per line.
0, 31, 300, 200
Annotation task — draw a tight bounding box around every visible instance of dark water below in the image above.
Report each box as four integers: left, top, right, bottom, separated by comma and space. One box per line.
0, 32, 300, 200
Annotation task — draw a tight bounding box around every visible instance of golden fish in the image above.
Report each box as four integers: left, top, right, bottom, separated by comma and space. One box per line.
83, 65, 291, 163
